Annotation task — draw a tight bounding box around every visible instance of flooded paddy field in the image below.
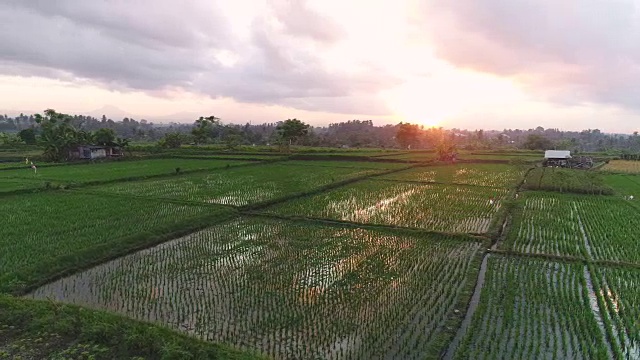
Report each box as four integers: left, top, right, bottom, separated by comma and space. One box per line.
449, 255, 611, 360
593, 266, 640, 359
504, 191, 640, 265
29, 217, 482, 359
267, 180, 509, 233
378, 163, 526, 189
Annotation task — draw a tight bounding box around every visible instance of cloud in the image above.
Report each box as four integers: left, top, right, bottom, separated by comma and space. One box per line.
0, 0, 396, 116
417, 0, 640, 110
270, 0, 346, 43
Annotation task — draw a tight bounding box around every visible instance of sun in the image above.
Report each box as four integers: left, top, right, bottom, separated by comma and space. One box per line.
383, 67, 527, 127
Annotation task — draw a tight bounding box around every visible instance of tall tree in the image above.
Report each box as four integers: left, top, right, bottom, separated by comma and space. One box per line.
276, 119, 310, 150
158, 132, 186, 148
35, 109, 80, 162
94, 128, 117, 146
523, 134, 553, 150
192, 115, 220, 145
395, 123, 420, 149
17, 128, 37, 145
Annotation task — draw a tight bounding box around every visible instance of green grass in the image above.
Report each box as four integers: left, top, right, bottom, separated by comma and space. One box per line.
0, 158, 255, 185
0, 191, 234, 294
0, 178, 49, 193
0, 295, 261, 360
603, 173, 640, 198
523, 167, 613, 195
452, 256, 609, 359
267, 180, 509, 233
379, 163, 526, 188
0, 161, 28, 169
29, 217, 482, 359
84, 163, 384, 206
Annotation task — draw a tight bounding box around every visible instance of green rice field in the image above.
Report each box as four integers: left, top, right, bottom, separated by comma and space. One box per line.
379, 163, 525, 188
0, 158, 255, 184
85, 163, 384, 206
592, 266, 640, 359
0, 191, 231, 294
451, 256, 610, 359
29, 217, 482, 360
3, 153, 640, 359
504, 191, 640, 264
267, 180, 509, 233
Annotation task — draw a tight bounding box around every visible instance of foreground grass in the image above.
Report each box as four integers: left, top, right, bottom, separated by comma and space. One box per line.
0, 295, 263, 360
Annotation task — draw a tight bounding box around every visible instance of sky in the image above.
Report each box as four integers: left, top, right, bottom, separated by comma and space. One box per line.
1, 0, 639, 132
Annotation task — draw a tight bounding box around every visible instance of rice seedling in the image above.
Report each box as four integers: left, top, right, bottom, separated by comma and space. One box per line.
523, 167, 613, 195
29, 217, 482, 360
592, 266, 640, 359
452, 255, 610, 360
0, 191, 230, 294
504, 191, 640, 264
378, 164, 526, 188
0, 158, 254, 184
268, 180, 509, 233
86, 164, 382, 206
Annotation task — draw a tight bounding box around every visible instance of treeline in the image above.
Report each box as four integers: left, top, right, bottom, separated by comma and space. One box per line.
2, 112, 640, 153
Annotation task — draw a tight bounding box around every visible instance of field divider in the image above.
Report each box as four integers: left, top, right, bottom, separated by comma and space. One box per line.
61, 160, 267, 188
73, 188, 238, 210
242, 211, 492, 242
11, 210, 241, 297
487, 248, 588, 264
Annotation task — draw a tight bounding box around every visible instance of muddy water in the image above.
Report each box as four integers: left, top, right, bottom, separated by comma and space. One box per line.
442, 253, 490, 360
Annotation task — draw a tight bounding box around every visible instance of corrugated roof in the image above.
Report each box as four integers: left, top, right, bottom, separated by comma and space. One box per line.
545, 150, 571, 159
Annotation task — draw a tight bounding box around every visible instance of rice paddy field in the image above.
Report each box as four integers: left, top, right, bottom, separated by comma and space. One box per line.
601, 159, 640, 173
0, 191, 231, 294
29, 217, 483, 359
3, 152, 640, 359
0, 177, 47, 193
282, 160, 410, 170
503, 191, 640, 264
604, 173, 640, 198
372, 152, 434, 161
592, 266, 640, 359
85, 163, 385, 206
267, 180, 509, 233
451, 256, 610, 360
0, 158, 255, 184
378, 163, 525, 188
523, 167, 613, 194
